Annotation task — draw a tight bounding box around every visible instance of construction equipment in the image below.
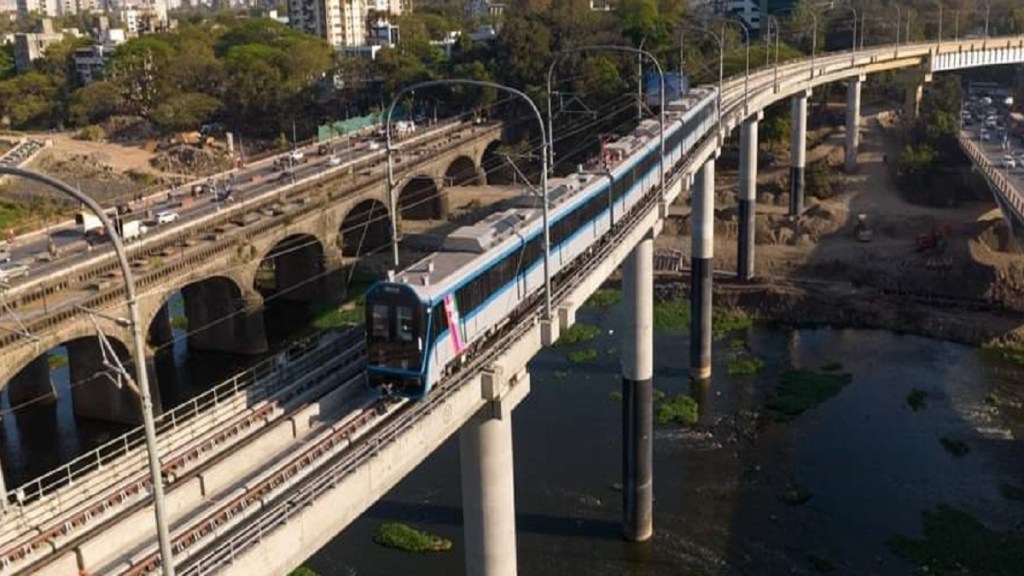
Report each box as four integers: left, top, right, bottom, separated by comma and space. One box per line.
854, 214, 873, 242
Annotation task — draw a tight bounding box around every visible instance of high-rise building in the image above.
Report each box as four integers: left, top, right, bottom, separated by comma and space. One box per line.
16, 0, 59, 18
289, 0, 366, 49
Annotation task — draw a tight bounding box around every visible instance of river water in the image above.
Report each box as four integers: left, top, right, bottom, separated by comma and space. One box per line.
307, 298, 1024, 575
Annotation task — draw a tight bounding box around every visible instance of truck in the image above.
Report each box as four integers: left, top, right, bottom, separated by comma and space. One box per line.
117, 220, 147, 243
75, 211, 103, 234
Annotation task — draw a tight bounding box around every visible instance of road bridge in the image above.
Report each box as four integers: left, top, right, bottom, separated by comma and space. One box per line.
0, 120, 504, 425
3, 34, 1024, 576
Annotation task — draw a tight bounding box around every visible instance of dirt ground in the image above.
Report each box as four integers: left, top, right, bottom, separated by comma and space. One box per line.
657, 108, 1024, 345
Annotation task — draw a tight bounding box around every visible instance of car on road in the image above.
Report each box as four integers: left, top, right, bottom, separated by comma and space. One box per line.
367, 140, 381, 151
155, 210, 179, 224
1002, 155, 1016, 169
289, 150, 305, 163
328, 155, 342, 167
0, 263, 29, 282
981, 130, 991, 141
0, 242, 9, 263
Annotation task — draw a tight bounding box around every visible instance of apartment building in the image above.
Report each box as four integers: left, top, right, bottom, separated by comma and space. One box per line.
289, 0, 365, 49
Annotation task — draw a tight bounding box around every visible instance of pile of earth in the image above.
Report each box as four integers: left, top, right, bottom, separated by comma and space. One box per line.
150, 145, 233, 176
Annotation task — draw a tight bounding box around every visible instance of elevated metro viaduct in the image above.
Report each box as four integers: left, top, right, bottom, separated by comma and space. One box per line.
206, 35, 1024, 576
0, 122, 505, 426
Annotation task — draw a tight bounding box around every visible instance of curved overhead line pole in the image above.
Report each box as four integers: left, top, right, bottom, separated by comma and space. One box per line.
679, 24, 724, 122
766, 15, 783, 92
0, 166, 176, 576
386, 80, 554, 320
545, 45, 666, 198
704, 15, 751, 116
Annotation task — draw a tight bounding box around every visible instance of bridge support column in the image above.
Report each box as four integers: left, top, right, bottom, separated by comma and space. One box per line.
67, 338, 162, 425
275, 247, 325, 302
622, 230, 653, 541
149, 302, 174, 350
460, 404, 517, 576
184, 287, 268, 355
904, 80, 923, 124
8, 355, 56, 408
738, 113, 761, 282
845, 76, 863, 173
790, 90, 809, 217
690, 157, 715, 381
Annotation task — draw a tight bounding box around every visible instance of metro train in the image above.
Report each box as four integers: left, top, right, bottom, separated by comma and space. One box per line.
365, 87, 719, 399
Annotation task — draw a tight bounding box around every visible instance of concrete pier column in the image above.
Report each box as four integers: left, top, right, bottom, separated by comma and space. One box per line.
690, 157, 715, 381
274, 245, 325, 302
183, 283, 268, 355
622, 230, 654, 542
148, 302, 174, 350
845, 76, 863, 173
904, 80, 923, 123
8, 356, 56, 408
67, 338, 144, 425
460, 410, 517, 576
738, 113, 761, 282
790, 90, 809, 217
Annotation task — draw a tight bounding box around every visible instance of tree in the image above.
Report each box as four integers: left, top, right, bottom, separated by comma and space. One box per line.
151, 92, 223, 131
107, 36, 177, 117
0, 45, 14, 81
222, 44, 287, 130
494, 15, 551, 91
68, 81, 124, 126
0, 72, 62, 128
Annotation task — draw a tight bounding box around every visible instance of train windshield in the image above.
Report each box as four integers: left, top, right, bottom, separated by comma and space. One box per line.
366, 285, 425, 372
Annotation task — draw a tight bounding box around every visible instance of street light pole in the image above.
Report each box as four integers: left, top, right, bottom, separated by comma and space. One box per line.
985, 0, 991, 38
0, 166, 176, 576
706, 16, 750, 115
679, 25, 724, 120
387, 80, 554, 320
546, 45, 666, 197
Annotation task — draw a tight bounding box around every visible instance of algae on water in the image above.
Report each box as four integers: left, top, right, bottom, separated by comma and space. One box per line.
889, 505, 1024, 575
767, 370, 852, 420
374, 522, 452, 553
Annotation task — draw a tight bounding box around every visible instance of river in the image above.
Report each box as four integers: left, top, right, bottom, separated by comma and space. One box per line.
306, 297, 1024, 575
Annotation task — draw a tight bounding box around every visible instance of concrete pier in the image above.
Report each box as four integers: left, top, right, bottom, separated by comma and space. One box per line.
690, 158, 715, 381
905, 79, 923, 123
789, 90, 809, 216
460, 409, 517, 576
622, 231, 653, 541
148, 302, 174, 350
182, 283, 268, 355
738, 113, 760, 282
67, 338, 145, 425
8, 355, 55, 408
845, 76, 863, 173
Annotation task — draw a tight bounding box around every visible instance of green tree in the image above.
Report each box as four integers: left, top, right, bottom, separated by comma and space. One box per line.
107, 36, 177, 117
151, 92, 223, 131
0, 45, 15, 81
0, 72, 62, 128
494, 15, 551, 91
67, 81, 124, 126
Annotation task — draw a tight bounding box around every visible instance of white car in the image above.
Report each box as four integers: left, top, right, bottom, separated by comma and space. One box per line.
367, 140, 381, 151
328, 155, 342, 167
289, 150, 305, 163
1002, 155, 1016, 169
155, 210, 179, 224
0, 263, 29, 282
980, 131, 991, 141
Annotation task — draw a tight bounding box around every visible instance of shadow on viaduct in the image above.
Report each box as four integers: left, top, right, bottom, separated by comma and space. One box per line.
0, 124, 505, 425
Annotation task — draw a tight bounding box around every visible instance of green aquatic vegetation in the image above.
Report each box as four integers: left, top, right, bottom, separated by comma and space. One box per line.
939, 437, 970, 457
652, 388, 666, 403
906, 389, 928, 411
170, 316, 188, 331
727, 355, 765, 376
373, 522, 452, 553
585, 288, 621, 309
312, 303, 363, 329
553, 371, 569, 381
567, 348, 599, 363
983, 343, 1024, 366
47, 354, 68, 369
655, 394, 699, 426
1000, 483, 1024, 502
653, 299, 689, 332
712, 307, 752, 338
609, 390, 623, 402
729, 338, 747, 351
556, 324, 601, 346
289, 568, 320, 576
767, 370, 852, 420
820, 362, 843, 372
889, 505, 1024, 575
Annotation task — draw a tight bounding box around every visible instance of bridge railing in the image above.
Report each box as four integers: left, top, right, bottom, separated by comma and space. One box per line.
7, 327, 360, 510
957, 133, 1024, 220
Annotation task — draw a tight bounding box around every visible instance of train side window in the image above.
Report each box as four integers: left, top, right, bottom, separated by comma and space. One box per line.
396, 306, 414, 343
372, 305, 389, 341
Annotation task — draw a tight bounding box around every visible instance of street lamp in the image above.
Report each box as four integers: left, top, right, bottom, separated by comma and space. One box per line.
386, 79, 555, 320
679, 24, 724, 122
766, 15, 782, 91
704, 16, 750, 115
985, 0, 991, 38
0, 166, 176, 576
546, 45, 666, 198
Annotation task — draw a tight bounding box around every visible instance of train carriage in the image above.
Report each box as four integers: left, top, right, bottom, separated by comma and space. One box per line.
366, 87, 719, 399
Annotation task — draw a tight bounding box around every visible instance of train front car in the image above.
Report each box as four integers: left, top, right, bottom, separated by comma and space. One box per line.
365, 282, 430, 399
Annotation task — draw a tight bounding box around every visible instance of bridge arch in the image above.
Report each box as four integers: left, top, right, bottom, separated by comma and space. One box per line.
253, 234, 326, 303
480, 140, 511, 185
444, 155, 481, 187
398, 176, 442, 221
340, 199, 392, 257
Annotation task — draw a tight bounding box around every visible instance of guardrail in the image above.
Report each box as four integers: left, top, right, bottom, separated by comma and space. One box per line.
958, 133, 1024, 220
6, 328, 358, 510
0, 122, 500, 352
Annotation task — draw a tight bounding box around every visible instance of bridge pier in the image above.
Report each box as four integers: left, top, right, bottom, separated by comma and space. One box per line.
460, 399, 518, 576
274, 245, 326, 302
738, 113, 761, 282
622, 230, 653, 541
790, 90, 809, 217
67, 338, 162, 425
8, 355, 56, 409
845, 76, 863, 173
149, 302, 174, 350
183, 285, 268, 355
690, 157, 715, 381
